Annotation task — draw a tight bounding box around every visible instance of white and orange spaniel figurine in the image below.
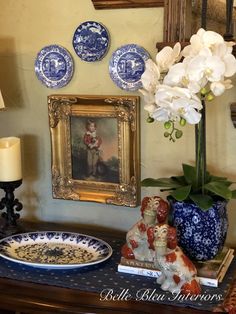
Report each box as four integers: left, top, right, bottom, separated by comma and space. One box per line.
121, 196, 169, 262
153, 223, 201, 295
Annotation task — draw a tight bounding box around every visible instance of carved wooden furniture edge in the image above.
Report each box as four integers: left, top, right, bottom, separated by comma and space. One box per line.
0, 276, 213, 314
91, 0, 164, 9
163, 0, 192, 43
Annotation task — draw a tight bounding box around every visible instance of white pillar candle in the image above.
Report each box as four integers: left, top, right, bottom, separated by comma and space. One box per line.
0, 137, 22, 182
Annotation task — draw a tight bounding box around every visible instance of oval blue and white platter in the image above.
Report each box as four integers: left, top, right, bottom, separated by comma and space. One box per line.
0, 231, 112, 269
35, 45, 74, 88
109, 44, 150, 91
72, 21, 110, 62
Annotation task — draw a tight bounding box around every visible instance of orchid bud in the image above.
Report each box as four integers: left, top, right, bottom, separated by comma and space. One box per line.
164, 121, 171, 129
147, 116, 154, 123
200, 87, 208, 96
175, 130, 183, 139
179, 118, 186, 126
206, 93, 214, 101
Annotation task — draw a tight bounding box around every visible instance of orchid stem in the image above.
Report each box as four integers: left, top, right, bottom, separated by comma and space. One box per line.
196, 99, 206, 194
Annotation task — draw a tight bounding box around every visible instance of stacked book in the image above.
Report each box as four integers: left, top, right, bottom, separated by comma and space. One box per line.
118, 247, 234, 287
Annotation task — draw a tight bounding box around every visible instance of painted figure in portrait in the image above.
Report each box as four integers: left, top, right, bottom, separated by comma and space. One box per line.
83, 119, 102, 177
70, 116, 119, 183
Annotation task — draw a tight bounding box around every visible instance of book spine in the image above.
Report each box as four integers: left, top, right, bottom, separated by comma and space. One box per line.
199, 277, 218, 287
218, 254, 234, 283
117, 264, 218, 287
118, 264, 162, 278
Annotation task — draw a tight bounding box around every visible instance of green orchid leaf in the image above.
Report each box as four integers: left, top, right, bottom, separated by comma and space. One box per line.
182, 164, 196, 185
171, 175, 187, 185
141, 178, 182, 188
210, 175, 228, 181
210, 176, 233, 186
189, 194, 213, 211
217, 181, 233, 187
170, 185, 192, 201
204, 181, 232, 200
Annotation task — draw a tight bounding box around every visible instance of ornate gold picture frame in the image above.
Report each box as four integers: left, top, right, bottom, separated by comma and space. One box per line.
48, 95, 140, 207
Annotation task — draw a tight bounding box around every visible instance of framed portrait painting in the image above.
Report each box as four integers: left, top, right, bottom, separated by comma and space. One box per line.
48, 95, 140, 207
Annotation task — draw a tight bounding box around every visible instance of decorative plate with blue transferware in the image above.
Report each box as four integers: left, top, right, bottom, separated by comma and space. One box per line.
109, 44, 150, 91
35, 45, 74, 88
0, 231, 112, 269
72, 21, 110, 62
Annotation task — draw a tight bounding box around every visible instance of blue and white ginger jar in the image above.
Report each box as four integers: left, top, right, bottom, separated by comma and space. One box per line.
169, 199, 228, 261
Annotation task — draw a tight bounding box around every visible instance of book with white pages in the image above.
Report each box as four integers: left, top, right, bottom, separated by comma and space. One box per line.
118, 249, 235, 288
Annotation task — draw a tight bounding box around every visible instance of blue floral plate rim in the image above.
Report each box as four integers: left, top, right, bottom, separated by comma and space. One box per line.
109, 43, 150, 91
0, 231, 113, 269
34, 44, 74, 89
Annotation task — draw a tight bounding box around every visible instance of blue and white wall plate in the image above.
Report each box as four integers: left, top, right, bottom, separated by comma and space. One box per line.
35, 45, 74, 89
72, 21, 110, 62
109, 44, 150, 91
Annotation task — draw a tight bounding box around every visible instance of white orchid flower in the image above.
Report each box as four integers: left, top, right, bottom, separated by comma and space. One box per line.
163, 62, 186, 87
186, 55, 226, 83
210, 79, 233, 96
182, 28, 224, 58
187, 79, 208, 94
201, 30, 224, 48
163, 61, 207, 93
139, 27, 236, 135
173, 96, 202, 124
211, 42, 236, 77
139, 89, 157, 113
152, 85, 202, 124
155, 43, 181, 73
211, 42, 233, 58
223, 54, 236, 77
151, 105, 171, 122
141, 59, 160, 93
182, 29, 205, 57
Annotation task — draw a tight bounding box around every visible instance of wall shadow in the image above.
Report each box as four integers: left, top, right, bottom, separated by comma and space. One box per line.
0, 36, 24, 109
19, 134, 40, 221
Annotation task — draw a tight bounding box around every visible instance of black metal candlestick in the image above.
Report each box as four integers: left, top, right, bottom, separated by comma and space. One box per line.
0, 179, 23, 237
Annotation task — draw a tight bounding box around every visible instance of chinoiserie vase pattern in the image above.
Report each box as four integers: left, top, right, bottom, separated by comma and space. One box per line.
169, 200, 228, 261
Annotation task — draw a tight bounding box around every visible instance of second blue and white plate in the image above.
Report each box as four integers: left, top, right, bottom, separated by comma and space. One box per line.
72, 21, 110, 62
109, 44, 150, 91
35, 45, 74, 89
0, 231, 112, 269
